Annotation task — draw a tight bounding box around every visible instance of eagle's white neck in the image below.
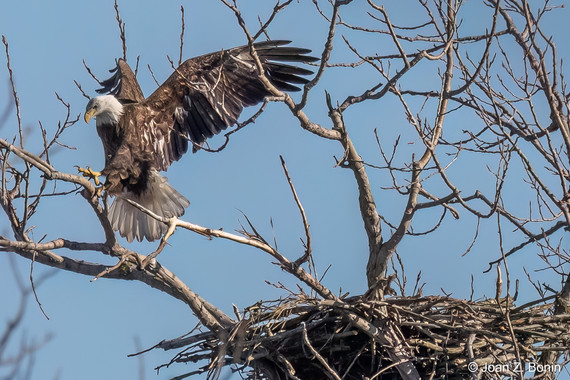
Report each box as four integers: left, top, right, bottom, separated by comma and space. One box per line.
94, 95, 124, 127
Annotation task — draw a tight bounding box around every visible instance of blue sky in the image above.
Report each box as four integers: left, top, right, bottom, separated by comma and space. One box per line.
1, 1, 569, 379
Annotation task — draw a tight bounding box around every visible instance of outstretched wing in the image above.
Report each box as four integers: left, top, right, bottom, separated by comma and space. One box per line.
138, 40, 317, 171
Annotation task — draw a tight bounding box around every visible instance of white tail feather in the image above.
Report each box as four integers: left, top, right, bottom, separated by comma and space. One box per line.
107, 170, 190, 242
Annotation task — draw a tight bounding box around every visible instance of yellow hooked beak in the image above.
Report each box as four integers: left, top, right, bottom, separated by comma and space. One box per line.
84, 108, 96, 123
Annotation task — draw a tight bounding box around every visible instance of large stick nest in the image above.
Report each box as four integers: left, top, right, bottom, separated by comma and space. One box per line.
155, 295, 570, 379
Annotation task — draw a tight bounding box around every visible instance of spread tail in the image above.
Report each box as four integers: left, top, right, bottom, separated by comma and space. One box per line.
107, 171, 190, 242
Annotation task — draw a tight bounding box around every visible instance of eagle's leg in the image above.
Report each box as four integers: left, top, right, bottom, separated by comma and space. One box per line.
76, 166, 102, 186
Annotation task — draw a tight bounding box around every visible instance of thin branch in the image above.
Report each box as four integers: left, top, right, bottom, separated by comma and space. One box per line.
121, 197, 337, 301
178, 6, 185, 66
114, 0, 127, 61
279, 156, 312, 265
2, 36, 23, 147
301, 322, 342, 380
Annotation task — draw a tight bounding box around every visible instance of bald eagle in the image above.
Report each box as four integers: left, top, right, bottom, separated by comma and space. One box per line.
83, 40, 317, 242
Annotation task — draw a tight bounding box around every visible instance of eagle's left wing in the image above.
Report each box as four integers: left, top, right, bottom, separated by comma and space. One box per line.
137, 40, 317, 171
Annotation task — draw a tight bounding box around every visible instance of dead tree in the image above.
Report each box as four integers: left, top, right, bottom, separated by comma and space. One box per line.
1, 0, 569, 379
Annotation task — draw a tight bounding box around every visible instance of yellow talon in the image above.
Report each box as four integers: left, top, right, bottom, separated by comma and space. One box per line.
94, 185, 106, 198
76, 165, 102, 186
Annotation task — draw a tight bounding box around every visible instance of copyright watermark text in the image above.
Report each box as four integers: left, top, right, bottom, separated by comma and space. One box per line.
468, 361, 561, 374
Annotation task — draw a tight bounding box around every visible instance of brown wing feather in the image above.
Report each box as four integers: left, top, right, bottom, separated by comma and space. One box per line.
134, 40, 317, 171
97, 59, 145, 104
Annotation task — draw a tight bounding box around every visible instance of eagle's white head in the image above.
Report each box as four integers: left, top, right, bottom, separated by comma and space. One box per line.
84, 95, 124, 126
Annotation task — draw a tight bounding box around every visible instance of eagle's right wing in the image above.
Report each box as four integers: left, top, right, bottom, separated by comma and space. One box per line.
96, 59, 145, 104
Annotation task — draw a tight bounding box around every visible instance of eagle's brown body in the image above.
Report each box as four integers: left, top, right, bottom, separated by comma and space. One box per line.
84, 41, 317, 242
